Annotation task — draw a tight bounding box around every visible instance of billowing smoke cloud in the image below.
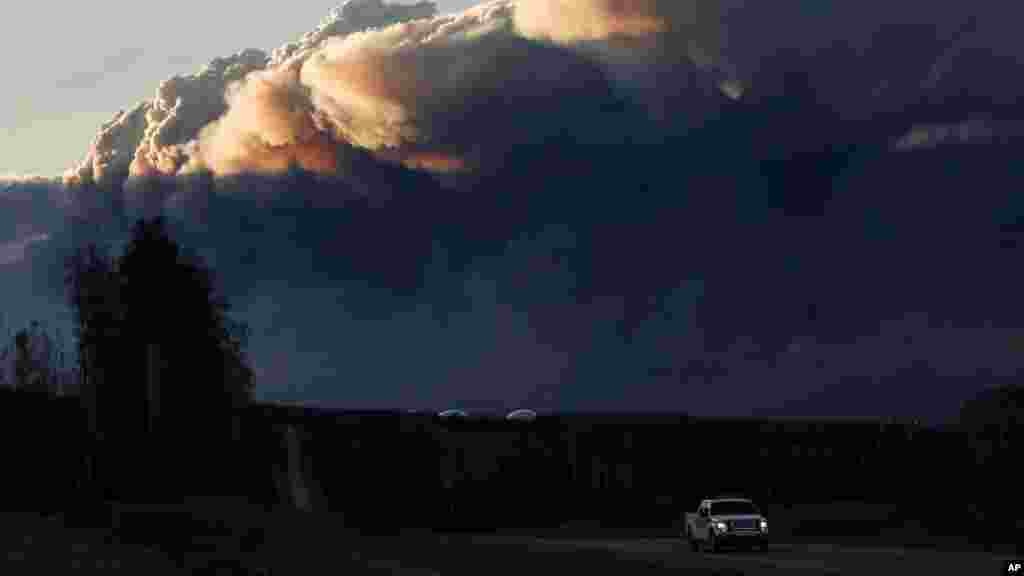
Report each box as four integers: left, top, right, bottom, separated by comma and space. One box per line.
7, 0, 1024, 421
2, 178, 69, 248
890, 118, 1024, 151
129, 50, 270, 178
514, 0, 668, 44
1, 174, 58, 185
514, 0, 725, 71
63, 49, 269, 187
59, 0, 1024, 193
64, 0, 449, 186
62, 0, 739, 189
0, 233, 50, 266
268, 0, 437, 67
187, 66, 339, 176
191, 1, 578, 176
186, 0, 669, 178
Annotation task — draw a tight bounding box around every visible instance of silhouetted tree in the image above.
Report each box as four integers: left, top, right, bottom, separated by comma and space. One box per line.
959, 384, 1022, 467
65, 243, 122, 430
65, 217, 253, 499
957, 384, 1023, 541
0, 319, 72, 395
15, 323, 49, 393
0, 315, 13, 388
115, 217, 253, 429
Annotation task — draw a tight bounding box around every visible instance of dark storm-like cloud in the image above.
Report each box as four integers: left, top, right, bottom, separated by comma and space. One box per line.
5, 0, 1024, 420
13, 92, 1024, 420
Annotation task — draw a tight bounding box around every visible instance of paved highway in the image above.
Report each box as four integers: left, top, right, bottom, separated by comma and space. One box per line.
529, 537, 1017, 576
11, 503, 1016, 575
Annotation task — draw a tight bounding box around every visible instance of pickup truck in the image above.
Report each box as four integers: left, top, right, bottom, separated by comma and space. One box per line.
684, 497, 769, 552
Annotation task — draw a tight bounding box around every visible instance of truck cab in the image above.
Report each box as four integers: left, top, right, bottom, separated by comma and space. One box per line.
684, 497, 769, 553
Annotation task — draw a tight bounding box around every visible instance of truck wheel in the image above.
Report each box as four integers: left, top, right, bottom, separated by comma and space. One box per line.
686, 528, 698, 552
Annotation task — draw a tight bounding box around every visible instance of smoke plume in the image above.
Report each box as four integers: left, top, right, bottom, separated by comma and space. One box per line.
6, 0, 1024, 420
514, 0, 725, 71
63, 1, 452, 187
190, 1, 632, 176
62, 0, 738, 189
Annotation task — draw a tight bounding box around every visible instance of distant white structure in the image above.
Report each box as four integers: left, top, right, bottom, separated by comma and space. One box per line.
506, 409, 537, 422
438, 409, 468, 419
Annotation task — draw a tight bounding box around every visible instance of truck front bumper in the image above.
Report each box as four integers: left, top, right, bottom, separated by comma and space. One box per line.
714, 532, 768, 548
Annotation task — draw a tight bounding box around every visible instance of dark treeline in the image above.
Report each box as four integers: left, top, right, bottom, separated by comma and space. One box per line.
187, 394, 1024, 552
0, 388, 87, 514
0, 384, 1019, 552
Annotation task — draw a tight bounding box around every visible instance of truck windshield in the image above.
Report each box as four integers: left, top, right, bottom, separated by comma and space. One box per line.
710, 501, 759, 515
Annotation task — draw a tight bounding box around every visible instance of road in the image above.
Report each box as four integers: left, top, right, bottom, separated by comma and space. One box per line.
529, 537, 1018, 576
0, 511, 183, 574
3, 505, 1017, 575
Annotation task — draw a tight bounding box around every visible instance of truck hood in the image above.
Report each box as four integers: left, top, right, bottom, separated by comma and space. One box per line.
710, 514, 765, 522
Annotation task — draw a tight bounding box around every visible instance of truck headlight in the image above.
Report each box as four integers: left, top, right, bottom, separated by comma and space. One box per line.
714, 521, 728, 532
760, 520, 768, 531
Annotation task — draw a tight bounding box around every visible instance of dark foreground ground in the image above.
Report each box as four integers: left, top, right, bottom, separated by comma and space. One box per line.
2, 500, 1018, 575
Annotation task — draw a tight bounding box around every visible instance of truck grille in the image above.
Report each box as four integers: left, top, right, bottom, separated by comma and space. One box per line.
731, 519, 757, 531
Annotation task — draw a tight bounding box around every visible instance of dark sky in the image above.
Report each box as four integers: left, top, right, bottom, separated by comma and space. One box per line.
3, 0, 1024, 425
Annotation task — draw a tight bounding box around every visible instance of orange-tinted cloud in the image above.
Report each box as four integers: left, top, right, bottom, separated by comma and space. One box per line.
399, 151, 468, 173
191, 1, 531, 176
66, 2, 440, 186
514, 0, 666, 43
1, 174, 59, 189
514, 0, 725, 68
65, 0, 728, 188
188, 67, 339, 176
298, 1, 518, 151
